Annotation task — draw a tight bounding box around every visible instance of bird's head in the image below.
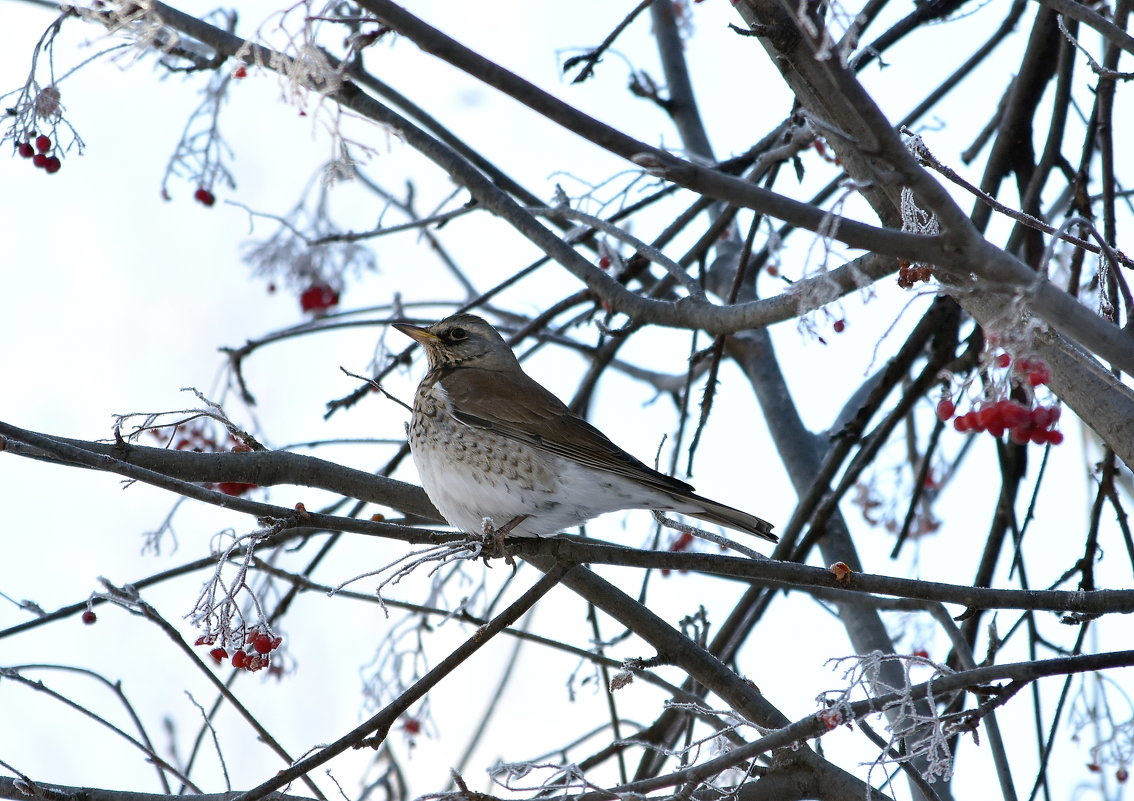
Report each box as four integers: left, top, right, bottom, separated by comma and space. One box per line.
394, 314, 520, 371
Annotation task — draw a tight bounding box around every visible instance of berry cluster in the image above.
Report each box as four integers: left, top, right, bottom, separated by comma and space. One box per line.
197, 629, 282, 672
299, 282, 340, 314
1014, 357, 1051, 386
148, 420, 223, 452
938, 398, 1063, 445
937, 353, 1063, 446
15, 133, 61, 174
897, 260, 933, 287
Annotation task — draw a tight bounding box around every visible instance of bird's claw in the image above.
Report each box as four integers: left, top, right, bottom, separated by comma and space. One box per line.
479, 515, 529, 566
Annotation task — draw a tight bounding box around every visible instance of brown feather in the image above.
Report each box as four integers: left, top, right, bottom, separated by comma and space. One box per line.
437, 366, 697, 497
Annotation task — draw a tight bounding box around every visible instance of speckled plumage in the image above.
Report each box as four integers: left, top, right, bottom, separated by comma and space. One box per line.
396, 314, 776, 542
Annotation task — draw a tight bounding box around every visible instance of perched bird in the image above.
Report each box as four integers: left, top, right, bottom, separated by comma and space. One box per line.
394, 314, 776, 543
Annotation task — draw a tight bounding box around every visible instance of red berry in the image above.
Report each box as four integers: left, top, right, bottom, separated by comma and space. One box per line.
32, 153, 48, 168
195, 634, 215, 646
17, 142, 34, 158
1046, 430, 1064, 445
669, 531, 695, 552
35, 135, 51, 153
43, 156, 61, 174
403, 718, 422, 735
936, 399, 955, 421
976, 406, 998, 431
832, 319, 846, 333
996, 400, 1029, 428
194, 187, 216, 207
1020, 359, 1051, 386
270, 636, 282, 650
253, 633, 274, 654
209, 647, 228, 663
233, 65, 247, 79
598, 255, 611, 269
994, 353, 1011, 368
217, 481, 256, 496
953, 414, 972, 432
81, 610, 97, 625
299, 283, 340, 313
1088, 763, 1102, 773
232, 650, 248, 669
912, 649, 929, 658
1009, 426, 1032, 445
1117, 767, 1128, 783
1031, 406, 1055, 429
817, 708, 843, 730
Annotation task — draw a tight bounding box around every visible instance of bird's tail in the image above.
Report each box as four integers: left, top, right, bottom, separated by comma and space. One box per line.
679, 494, 777, 543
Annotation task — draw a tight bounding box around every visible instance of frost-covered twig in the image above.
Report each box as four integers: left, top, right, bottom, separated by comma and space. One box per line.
186, 524, 280, 654
819, 651, 961, 785
651, 511, 764, 560
330, 538, 487, 616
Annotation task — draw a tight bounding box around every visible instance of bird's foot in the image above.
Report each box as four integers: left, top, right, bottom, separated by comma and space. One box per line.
480, 515, 529, 566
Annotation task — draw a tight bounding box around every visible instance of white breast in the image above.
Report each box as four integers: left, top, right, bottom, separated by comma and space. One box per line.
408, 383, 678, 537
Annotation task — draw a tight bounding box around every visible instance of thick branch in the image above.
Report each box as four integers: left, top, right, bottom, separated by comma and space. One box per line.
0, 422, 441, 521
0, 780, 312, 801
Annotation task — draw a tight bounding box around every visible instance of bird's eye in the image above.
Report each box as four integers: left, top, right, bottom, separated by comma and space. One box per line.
448, 327, 468, 341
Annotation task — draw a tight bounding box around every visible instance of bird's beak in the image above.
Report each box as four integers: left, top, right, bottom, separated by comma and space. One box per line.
393, 322, 440, 346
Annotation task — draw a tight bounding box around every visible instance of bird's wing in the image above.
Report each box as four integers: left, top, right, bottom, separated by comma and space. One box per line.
438, 366, 696, 495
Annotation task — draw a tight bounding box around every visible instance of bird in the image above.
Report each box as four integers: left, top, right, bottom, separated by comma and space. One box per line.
394, 314, 776, 543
